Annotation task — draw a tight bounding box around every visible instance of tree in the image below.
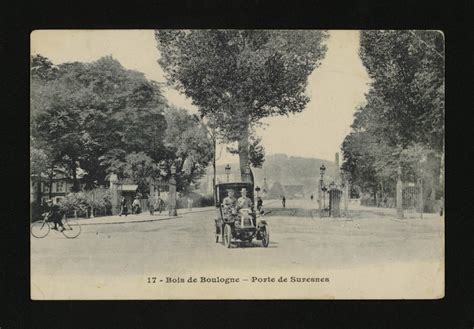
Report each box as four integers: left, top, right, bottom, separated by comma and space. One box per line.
359, 30, 444, 152
341, 31, 444, 201
122, 152, 159, 195
31, 56, 169, 190
268, 181, 285, 199
155, 30, 328, 180
162, 106, 213, 193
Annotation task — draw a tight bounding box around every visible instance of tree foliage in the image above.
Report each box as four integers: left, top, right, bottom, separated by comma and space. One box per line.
31, 54, 212, 194
162, 106, 213, 193
341, 31, 444, 201
155, 30, 329, 179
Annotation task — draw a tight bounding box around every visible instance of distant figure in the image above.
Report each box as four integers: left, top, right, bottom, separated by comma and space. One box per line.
187, 197, 193, 211
157, 196, 165, 214
282, 196, 286, 208
119, 196, 128, 217
132, 196, 141, 214
257, 197, 263, 212
310, 194, 314, 202
148, 194, 154, 215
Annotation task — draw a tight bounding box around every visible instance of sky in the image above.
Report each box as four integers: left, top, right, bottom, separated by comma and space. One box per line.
31, 30, 371, 165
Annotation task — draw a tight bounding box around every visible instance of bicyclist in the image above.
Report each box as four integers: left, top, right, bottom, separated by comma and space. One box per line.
45, 199, 64, 231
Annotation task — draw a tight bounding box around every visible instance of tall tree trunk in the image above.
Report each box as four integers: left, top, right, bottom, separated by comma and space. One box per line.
238, 123, 250, 182
36, 178, 42, 205
439, 147, 444, 192
71, 157, 79, 192
48, 175, 53, 199
212, 137, 216, 187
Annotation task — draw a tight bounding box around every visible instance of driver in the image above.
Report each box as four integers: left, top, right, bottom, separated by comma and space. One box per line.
237, 188, 255, 226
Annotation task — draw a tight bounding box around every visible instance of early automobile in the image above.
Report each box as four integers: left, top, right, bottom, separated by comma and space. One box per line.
214, 182, 270, 248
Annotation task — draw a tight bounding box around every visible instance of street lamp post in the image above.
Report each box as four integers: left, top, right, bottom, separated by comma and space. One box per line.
255, 186, 261, 198
341, 170, 349, 216
319, 164, 326, 217
225, 164, 231, 182
168, 163, 178, 216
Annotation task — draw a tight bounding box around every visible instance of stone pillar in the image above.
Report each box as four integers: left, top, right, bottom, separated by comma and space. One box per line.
419, 177, 424, 219
334, 153, 340, 183
344, 180, 349, 216
396, 166, 404, 219
90, 190, 95, 218
168, 175, 177, 216
109, 173, 119, 215
149, 178, 155, 215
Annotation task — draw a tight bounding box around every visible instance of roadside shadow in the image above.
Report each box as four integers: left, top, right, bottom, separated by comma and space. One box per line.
264, 207, 318, 218
233, 240, 278, 249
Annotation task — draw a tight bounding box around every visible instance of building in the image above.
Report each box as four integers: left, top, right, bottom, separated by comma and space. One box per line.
30, 168, 86, 205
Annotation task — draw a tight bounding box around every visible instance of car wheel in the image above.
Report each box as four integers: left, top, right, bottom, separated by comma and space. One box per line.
261, 225, 269, 248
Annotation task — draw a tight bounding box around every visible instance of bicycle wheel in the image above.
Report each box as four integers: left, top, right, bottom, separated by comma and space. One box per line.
61, 218, 81, 239
31, 221, 50, 238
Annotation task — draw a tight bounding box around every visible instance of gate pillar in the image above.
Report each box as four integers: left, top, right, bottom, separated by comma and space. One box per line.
396, 166, 404, 219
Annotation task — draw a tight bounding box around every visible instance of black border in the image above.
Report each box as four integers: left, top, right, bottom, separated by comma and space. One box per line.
2, 0, 473, 328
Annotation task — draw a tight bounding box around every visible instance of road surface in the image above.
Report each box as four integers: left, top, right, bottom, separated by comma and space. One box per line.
31, 202, 444, 299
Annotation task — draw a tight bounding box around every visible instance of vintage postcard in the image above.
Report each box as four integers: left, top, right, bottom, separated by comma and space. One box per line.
30, 30, 444, 299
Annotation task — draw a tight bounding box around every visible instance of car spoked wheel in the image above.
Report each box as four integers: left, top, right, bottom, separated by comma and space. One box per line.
261, 225, 269, 248
223, 224, 232, 248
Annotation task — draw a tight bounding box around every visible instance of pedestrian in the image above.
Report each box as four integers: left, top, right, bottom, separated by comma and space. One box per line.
148, 193, 154, 215
257, 197, 263, 212
282, 196, 286, 208
310, 194, 314, 202
187, 197, 193, 211
119, 196, 128, 217
132, 196, 141, 214
157, 196, 164, 214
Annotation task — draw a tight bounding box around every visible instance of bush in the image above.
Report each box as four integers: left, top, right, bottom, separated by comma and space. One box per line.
60, 189, 113, 218
61, 192, 90, 217
360, 193, 376, 207
198, 194, 214, 207
176, 193, 215, 209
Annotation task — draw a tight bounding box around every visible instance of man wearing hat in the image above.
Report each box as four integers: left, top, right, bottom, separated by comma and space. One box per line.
45, 199, 64, 231
237, 188, 253, 210
222, 189, 237, 220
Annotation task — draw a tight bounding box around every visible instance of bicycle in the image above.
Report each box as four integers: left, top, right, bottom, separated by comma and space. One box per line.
31, 213, 82, 239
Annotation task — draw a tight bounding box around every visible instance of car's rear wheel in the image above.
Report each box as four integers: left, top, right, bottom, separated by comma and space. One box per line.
261, 225, 269, 248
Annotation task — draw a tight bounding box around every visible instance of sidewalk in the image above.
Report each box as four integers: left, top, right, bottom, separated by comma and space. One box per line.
76, 206, 214, 226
